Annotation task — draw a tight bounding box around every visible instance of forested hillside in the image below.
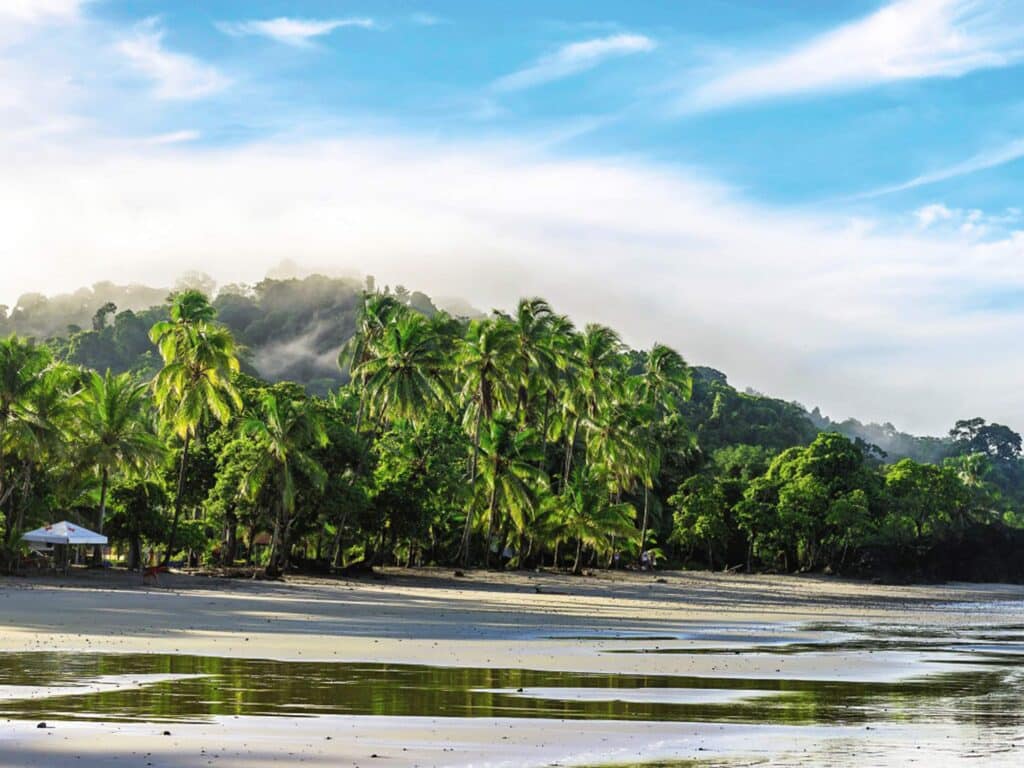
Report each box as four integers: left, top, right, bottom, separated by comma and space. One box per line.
2, 275, 1023, 582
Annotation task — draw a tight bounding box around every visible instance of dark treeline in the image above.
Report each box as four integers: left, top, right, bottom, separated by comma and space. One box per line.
2, 278, 1023, 581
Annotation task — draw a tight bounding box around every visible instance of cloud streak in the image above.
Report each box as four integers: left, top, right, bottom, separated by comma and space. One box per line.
218, 17, 375, 47
494, 33, 655, 91
689, 0, 1024, 111
857, 136, 1024, 198
117, 19, 229, 100
0, 0, 84, 23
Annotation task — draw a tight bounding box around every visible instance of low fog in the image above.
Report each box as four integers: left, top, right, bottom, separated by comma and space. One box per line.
3, 136, 1023, 435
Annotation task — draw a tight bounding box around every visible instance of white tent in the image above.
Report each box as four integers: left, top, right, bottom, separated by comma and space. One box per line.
22, 521, 107, 546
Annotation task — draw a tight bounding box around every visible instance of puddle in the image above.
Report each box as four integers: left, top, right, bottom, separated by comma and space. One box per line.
0, 650, 1021, 728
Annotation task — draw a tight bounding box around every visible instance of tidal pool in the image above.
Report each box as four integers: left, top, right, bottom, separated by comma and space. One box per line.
0, 638, 1022, 730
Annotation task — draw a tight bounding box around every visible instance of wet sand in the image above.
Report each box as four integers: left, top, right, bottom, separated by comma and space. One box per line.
1, 568, 1023, 766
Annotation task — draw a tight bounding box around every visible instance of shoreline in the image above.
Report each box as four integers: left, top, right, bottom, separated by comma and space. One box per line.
3, 568, 1023, 767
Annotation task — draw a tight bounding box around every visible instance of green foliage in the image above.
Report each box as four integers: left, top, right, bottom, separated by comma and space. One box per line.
669, 475, 728, 568
2, 281, 1022, 581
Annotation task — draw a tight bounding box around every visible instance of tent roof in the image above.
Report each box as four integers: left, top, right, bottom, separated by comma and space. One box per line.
21, 521, 108, 546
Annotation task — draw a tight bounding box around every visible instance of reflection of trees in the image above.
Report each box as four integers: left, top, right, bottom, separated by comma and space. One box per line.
1, 652, 1021, 729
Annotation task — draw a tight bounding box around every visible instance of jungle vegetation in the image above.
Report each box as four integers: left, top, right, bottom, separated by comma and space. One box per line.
1, 277, 1022, 581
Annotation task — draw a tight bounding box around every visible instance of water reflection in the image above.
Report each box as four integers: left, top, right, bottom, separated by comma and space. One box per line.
0, 650, 1021, 728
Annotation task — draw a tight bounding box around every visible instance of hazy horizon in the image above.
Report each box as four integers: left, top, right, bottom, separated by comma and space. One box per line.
4, 0, 1024, 435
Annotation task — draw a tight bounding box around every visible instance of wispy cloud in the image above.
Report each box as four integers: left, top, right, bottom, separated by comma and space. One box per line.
494, 33, 655, 91
117, 19, 229, 100
915, 202, 1020, 236
409, 13, 446, 27
859, 136, 1024, 198
144, 129, 201, 145
0, 0, 84, 23
690, 0, 1024, 111
218, 17, 375, 47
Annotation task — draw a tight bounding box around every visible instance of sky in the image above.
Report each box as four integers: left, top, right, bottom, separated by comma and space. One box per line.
2, 0, 1024, 435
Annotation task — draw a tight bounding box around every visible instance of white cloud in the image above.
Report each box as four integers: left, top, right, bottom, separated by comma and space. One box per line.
859, 136, 1024, 198
218, 17, 375, 47
116, 19, 229, 100
914, 202, 1021, 237
409, 13, 446, 27
494, 33, 656, 91
3, 133, 1024, 434
690, 0, 1024, 110
915, 203, 955, 227
144, 129, 200, 145
0, 0, 83, 23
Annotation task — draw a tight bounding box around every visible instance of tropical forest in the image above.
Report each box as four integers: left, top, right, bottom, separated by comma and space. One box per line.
1, 274, 1022, 581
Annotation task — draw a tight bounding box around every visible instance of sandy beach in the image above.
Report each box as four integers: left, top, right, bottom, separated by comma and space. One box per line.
2, 568, 1023, 766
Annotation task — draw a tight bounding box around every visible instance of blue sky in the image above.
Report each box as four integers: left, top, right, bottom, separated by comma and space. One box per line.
2, 0, 1024, 433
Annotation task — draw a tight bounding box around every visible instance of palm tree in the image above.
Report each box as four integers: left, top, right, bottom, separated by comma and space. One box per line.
75, 370, 165, 563
455, 318, 516, 564
150, 290, 242, 564
476, 412, 547, 567
635, 344, 691, 561
241, 392, 327, 577
356, 312, 451, 427
585, 394, 648, 501
338, 293, 405, 430
0, 336, 55, 553
559, 324, 623, 488
550, 465, 637, 573
508, 298, 556, 424
639, 344, 692, 417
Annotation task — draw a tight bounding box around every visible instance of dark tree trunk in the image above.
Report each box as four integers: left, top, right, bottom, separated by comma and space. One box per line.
128, 533, 142, 571
331, 511, 349, 569
484, 480, 498, 569
572, 538, 583, 574
92, 468, 109, 565
460, 403, 484, 567
265, 497, 290, 578
638, 485, 649, 566
162, 433, 191, 566
562, 423, 578, 492
222, 510, 238, 566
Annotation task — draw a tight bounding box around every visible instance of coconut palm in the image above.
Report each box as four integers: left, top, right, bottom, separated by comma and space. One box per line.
585, 395, 648, 500
338, 293, 405, 429
550, 465, 637, 573
476, 412, 547, 567
559, 324, 624, 488
0, 337, 55, 552
75, 370, 165, 563
634, 344, 691, 557
150, 290, 242, 564
456, 317, 516, 563
640, 344, 692, 416
508, 298, 557, 424
241, 391, 327, 577
356, 312, 451, 427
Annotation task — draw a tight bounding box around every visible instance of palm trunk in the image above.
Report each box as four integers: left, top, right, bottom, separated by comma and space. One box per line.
638, 485, 649, 566
573, 538, 583, 574
223, 510, 238, 566
162, 433, 191, 566
460, 404, 484, 567
562, 422, 578, 492
92, 467, 109, 565
11, 464, 32, 548
331, 510, 349, 568
266, 497, 287, 578
484, 480, 498, 569
128, 533, 142, 571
